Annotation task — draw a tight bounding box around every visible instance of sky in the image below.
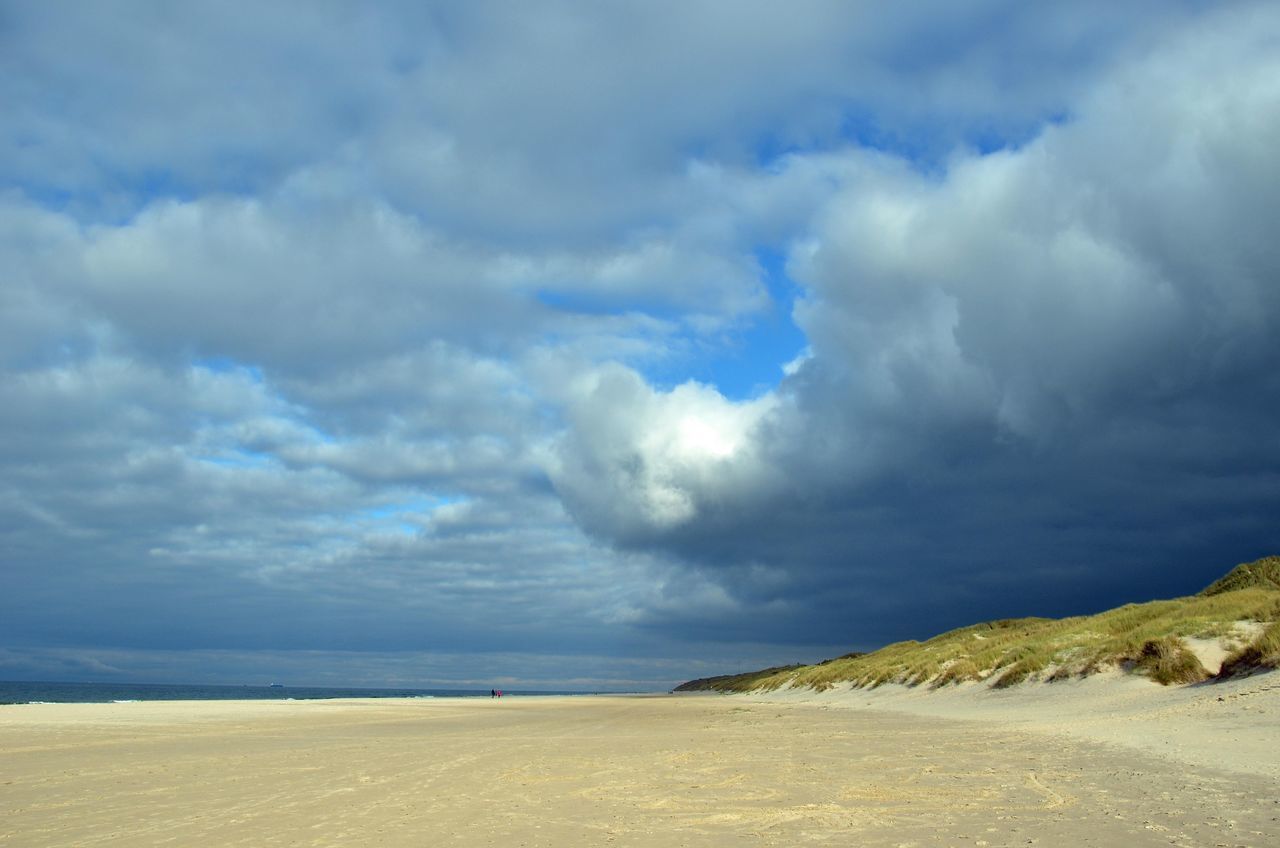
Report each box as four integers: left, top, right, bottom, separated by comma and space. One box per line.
3, 0, 1279, 692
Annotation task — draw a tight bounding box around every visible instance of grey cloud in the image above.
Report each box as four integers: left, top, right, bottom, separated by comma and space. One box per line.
5, 183, 766, 386
5, 1, 1277, 688
5, 1, 1210, 234
793, 3, 1280, 446
0, 348, 614, 657
1, 1, 406, 210
76, 193, 530, 370
363, 0, 1214, 246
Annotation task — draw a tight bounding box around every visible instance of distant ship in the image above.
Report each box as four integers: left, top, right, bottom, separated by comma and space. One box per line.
268, 683, 283, 688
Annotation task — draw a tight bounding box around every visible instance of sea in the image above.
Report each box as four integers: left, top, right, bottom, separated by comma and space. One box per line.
0, 680, 591, 705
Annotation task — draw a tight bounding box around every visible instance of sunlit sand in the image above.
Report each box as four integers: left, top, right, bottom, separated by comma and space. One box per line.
2, 682, 1277, 846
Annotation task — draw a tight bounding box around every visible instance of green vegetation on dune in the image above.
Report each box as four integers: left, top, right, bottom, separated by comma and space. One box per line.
1199, 556, 1280, 596
678, 557, 1280, 693
673, 665, 805, 692
1219, 619, 1280, 678
1133, 635, 1212, 685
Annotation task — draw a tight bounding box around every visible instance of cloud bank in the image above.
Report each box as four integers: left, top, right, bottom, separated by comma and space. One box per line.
2, 1, 1278, 687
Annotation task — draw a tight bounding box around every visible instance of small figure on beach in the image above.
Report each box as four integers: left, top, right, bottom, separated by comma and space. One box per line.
490, 689, 496, 698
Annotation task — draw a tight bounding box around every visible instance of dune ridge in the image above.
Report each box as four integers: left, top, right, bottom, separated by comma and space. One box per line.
677, 556, 1280, 693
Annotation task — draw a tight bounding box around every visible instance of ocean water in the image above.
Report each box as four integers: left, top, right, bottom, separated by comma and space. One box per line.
0, 680, 584, 705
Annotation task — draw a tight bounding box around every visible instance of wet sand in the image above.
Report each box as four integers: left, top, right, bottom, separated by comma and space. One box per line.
2, 686, 1277, 847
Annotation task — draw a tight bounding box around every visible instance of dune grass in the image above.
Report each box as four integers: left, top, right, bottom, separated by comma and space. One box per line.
672, 665, 805, 693
682, 557, 1280, 693
1134, 635, 1212, 685
1219, 619, 1280, 678
1199, 556, 1280, 596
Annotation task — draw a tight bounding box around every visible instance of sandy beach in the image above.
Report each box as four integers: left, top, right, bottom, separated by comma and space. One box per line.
2, 679, 1278, 847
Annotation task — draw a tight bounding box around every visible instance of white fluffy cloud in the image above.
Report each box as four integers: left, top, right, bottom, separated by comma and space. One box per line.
551, 365, 778, 538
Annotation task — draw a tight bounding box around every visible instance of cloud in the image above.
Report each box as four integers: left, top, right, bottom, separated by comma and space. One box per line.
789, 0, 1280, 452
550, 1, 1280, 640
5, 1, 1207, 225
2, 1, 1278, 687
550, 364, 778, 539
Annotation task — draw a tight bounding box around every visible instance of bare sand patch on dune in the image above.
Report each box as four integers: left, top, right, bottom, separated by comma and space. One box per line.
2, 691, 1277, 847
752, 668, 1280, 781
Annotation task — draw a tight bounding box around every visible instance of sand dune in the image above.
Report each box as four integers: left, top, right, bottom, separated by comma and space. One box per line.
2, 684, 1277, 846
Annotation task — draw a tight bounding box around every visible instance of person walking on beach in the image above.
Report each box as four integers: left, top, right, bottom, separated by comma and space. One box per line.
490, 689, 496, 698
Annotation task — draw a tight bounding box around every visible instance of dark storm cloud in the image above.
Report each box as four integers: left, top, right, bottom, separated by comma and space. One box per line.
552, 2, 1280, 646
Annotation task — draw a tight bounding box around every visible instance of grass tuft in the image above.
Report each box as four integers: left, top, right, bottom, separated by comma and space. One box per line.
1217, 620, 1280, 679
991, 653, 1049, 689
931, 659, 980, 688
1132, 636, 1211, 685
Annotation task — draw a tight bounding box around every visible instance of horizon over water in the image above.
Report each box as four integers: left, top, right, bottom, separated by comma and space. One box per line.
0, 680, 618, 705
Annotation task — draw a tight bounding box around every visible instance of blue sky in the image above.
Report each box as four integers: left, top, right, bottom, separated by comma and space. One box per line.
2, 0, 1279, 690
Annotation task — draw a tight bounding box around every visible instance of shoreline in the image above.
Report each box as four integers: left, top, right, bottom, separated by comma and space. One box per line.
0, 679, 626, 707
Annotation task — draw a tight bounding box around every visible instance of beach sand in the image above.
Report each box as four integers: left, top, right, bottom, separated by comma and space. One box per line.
2, 678, 1277, 847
